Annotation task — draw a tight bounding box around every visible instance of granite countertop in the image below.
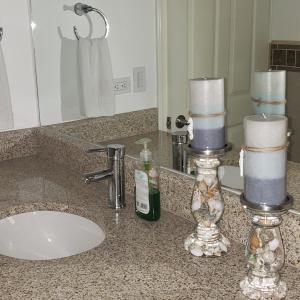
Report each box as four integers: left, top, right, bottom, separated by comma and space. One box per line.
1, 156, 300, 299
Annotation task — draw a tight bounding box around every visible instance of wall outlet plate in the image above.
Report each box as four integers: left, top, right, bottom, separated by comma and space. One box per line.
113, 77, 131, 95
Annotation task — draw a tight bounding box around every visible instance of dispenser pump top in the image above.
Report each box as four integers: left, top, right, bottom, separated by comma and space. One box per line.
135, 138, 152, 162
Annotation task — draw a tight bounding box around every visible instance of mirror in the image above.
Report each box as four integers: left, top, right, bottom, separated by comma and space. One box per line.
30, 1, 300, 165
30, 0, 157, 125
157, 0, 300, 162
16, 0, 298, 215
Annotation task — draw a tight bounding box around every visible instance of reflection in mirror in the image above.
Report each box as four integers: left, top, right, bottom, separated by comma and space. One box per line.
159, 0, 300, 163
31, 0, 114, 124
161, 0, 270, 142
0, 27, 14, 131
30, 0, 157, 125
27, 0, 300, 213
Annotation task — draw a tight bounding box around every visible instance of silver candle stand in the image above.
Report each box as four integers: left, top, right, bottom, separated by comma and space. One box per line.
240, 194, 293, 300
184, 144, 231, 257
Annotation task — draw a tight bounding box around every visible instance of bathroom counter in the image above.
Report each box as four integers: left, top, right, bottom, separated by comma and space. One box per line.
1, 157, 300, 299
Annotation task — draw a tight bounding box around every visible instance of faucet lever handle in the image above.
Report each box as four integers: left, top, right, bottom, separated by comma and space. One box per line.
106, 144, 125, 159
87, 147, 108, 154
87, 144, 125, 159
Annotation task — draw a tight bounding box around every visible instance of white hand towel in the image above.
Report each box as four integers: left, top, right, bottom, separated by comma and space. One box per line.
78, 38, 115, 117
60, 37, 85, 121
0, 45, 14, 131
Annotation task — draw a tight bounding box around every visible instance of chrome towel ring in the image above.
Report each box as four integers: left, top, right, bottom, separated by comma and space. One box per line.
73, 3, 110, 40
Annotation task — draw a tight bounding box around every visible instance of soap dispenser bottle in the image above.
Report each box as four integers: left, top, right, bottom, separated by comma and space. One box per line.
134, 138, 160, 221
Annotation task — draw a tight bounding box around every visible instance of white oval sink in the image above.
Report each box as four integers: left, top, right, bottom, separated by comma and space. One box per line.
0, 211, 105, 260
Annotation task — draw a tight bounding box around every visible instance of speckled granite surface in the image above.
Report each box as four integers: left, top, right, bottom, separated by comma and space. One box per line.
2, 110, 300, 298
3, 123, 300, 268
0, 128, 38, 161
1, 157, 300, 299
37, 127, 107, 174
124, 149, 300, 268
45, 108, 158, 143
0, 108, 158, 168
36, 126, 300, 268
163, 168, 300, 268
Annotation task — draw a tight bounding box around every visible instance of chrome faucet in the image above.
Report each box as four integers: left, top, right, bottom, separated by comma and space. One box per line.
83, 144, 125, 209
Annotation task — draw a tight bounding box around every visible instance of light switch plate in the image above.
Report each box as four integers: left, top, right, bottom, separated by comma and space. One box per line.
133, 66, 146, 93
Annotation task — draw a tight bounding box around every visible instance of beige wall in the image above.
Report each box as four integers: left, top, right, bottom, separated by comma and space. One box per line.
32, 0, 157, 125
0, 0, 40, 131
271, 0, 300, 41
0, 0, 157, 131
160, 0, 271, 148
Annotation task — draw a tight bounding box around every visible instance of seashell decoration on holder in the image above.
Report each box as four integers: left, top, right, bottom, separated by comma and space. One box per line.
184, 148, 231, 257
240, 194, 293, 300
184, 77, 231, 257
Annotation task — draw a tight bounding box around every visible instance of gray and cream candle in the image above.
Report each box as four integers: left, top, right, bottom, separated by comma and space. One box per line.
251, 70, 286, 115
189, 78, 225, 150
243, 115, 288, 205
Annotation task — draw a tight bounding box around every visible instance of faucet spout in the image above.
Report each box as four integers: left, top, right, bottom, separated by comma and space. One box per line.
83, 169, 113, 184
82, 144, 125, 209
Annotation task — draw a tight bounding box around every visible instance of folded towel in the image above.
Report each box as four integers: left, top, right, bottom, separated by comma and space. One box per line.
78, 37, 115, 117
60, 37, 85, 121
0, 44, 14, 131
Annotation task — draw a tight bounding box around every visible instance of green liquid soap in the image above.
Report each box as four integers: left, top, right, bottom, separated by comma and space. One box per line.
144, 161, 151, 172
136, 188, 160, 221
134, 137, 160, 221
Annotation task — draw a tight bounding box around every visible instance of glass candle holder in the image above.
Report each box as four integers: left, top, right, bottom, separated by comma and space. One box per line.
240, 194, 293, 300
184, 146, 231, 257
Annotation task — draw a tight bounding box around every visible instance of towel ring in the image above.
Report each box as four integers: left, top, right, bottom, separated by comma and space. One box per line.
0, 28, 3, 42
73, 3, 109, 40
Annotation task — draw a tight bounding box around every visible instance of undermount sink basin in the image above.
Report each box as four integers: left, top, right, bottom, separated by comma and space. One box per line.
0, 211, 105, 260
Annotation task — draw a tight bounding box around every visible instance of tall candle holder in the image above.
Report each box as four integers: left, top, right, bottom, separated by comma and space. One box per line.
240, 194, 293, 300
184, 144, 231, 257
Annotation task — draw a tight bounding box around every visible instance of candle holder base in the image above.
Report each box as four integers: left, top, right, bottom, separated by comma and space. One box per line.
184, 145, 231, 257
184, 225, 230, 256
239, 194, 293, 300
240, 276, 287, 300
186, 143, 232, 157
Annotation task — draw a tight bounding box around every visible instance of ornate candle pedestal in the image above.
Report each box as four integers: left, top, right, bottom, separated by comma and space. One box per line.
184, 144, 231, 257
240, 194, 293, 300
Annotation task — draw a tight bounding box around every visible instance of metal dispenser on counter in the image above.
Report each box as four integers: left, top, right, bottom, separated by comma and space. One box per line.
171, 131, 188, 173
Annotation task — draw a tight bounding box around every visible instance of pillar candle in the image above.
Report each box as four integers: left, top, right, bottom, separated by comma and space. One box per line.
251, 70, 286, 115
190, 78, 225, 150
244, 115, 288, 205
